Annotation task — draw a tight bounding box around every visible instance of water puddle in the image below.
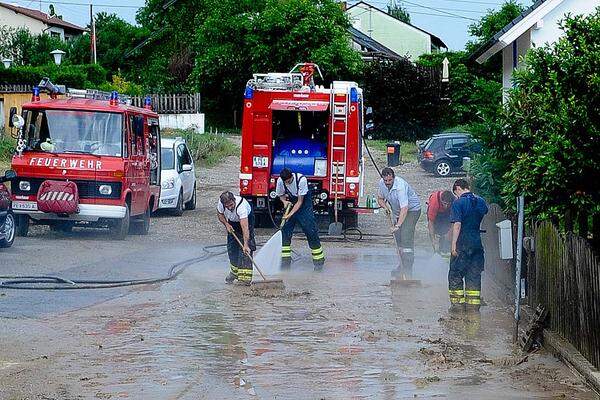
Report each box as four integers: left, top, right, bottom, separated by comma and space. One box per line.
49, 248, 596, 399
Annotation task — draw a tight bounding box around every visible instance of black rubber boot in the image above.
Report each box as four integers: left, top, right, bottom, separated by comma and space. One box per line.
313, 259, 324, 272
448, 304, 465, 314
465, 304, 481, 313
225, 272, 236, 284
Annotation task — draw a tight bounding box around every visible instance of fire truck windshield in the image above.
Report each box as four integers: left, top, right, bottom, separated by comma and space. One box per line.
23, 109, 123, 157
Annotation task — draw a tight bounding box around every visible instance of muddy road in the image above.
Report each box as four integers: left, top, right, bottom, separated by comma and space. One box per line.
0, 141, 595, 399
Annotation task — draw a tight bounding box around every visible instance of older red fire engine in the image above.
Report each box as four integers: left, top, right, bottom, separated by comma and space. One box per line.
9, 79, 161, 239
239, 63, 365, 227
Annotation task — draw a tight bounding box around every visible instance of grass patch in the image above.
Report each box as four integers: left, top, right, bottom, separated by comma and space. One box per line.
162, 128, 239, 167
365, 139, 418, 163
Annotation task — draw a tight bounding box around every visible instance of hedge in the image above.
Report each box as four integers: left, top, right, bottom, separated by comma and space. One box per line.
0, 64, 107, 88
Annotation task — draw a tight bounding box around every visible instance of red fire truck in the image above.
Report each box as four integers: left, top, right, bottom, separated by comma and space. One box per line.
8, 80, 161, 239
239, 63, 365, 227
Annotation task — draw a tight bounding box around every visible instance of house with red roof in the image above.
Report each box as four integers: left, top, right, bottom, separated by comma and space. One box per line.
0, 2, 85, 41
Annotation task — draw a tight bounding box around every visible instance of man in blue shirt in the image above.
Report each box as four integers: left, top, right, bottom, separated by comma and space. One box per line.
377, 167, 421, 276
449, 179, 489, 312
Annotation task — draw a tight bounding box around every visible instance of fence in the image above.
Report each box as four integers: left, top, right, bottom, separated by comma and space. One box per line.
130, 93, 201, 114
533, 221, 600, 369
0, 84, 32, 93
482, 205, 600, 370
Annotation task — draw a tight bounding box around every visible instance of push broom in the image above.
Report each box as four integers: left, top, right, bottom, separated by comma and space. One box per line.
228, 204, 292, 290
386, 205, 421, 287
230, 230, 285, 291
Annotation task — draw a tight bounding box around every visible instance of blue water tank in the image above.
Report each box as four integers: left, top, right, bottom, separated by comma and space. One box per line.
272, 138, 327, 176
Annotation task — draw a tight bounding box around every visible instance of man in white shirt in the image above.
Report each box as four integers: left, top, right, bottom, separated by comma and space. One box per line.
275, 168, 324, 271
217, 191, 256, 285
377, 167, 421, 276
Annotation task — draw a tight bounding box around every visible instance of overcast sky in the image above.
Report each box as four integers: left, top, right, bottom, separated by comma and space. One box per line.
10, 0, 514, 51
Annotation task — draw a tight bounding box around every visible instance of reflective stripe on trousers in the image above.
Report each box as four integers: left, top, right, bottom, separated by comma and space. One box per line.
281, 245, 292, 259
230, 264, 239, 278
311, 246, 324, 262
448, 289, 465, 304
465, 290, 481, 305
237, 267, 253, 283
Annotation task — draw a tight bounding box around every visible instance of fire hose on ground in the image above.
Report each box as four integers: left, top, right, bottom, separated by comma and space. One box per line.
0, 138, 388, 290
0, 244, 228, 290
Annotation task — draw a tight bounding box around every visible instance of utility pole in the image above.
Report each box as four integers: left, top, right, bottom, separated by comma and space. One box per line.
90, 4, 97, 64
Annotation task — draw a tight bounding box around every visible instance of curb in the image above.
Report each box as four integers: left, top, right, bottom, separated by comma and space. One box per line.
542, 329, 600, 396
520, 304, 600, 396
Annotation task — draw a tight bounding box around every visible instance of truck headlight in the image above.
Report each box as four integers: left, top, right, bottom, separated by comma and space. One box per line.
314, 159, 327, 177
19, 181, 31, 191
162, 178, 175, 189
99, 184, 112, 195
319, 191, 328, 200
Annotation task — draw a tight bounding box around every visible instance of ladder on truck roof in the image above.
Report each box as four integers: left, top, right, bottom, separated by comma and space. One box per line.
329, 89, 349, 198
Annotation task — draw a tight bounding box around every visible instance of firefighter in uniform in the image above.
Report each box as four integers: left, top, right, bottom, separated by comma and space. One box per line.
377, 167, 421, 276
276, 168, 325, 271
427, 190, 455, 255
217, 191, 256, 285
449, 179, 489, 312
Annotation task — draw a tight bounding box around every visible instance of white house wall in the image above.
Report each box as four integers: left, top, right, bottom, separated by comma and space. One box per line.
531, 0, 600, 47
159, 113, 205, 134
502, 29, 531, 100
0, 7, 47, 34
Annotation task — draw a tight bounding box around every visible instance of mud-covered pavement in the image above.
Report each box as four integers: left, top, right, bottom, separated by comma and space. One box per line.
0, 141, 595, 399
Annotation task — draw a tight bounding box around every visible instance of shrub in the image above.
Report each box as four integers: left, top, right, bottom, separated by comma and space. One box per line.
474, 10, 600, 226
0, 64, 108, 88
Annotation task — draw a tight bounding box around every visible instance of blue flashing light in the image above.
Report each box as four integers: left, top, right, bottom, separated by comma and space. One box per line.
31, 86, 40, 101
350, 87, 358, 103
144, 96, 152, 109
244, 86, 254, 100
109, 91, 119, 106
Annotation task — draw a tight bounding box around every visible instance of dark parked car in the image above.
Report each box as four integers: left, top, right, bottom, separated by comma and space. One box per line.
0, 170, 17, 248
417, 133, 480, 177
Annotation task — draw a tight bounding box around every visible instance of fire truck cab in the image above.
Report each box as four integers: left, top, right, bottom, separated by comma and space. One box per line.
9, 82, 161, 239
240, 63, 365, 227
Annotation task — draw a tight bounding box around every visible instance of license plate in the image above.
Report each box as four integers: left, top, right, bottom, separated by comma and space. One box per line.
253, 156, 269, 168
12, 201, 38, 211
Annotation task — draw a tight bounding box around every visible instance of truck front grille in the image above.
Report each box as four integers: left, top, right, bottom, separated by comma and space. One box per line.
13, 178, 122, 199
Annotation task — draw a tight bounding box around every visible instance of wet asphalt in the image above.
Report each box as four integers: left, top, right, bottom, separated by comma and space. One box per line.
0, 233, 595, 399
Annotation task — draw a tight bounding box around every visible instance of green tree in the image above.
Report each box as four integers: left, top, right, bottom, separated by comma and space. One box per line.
135, 0, 211, 93
474, 10, 600, 228
466, 1, 524, 51
191, 0, 363, 123
361, 58, 445, 140
418, 51, 502, 128
387, 1, 411, 24
0, 27, 67, 66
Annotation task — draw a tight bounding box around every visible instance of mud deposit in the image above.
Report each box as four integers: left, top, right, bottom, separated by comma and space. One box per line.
0, 141, 594, 399
1, 248, 594, 399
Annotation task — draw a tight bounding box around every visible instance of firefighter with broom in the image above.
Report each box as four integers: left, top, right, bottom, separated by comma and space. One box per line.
448, 179, 488, 313
377, 167, 421, 277
276, 168, 325, 271
217, 191, 256, 285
